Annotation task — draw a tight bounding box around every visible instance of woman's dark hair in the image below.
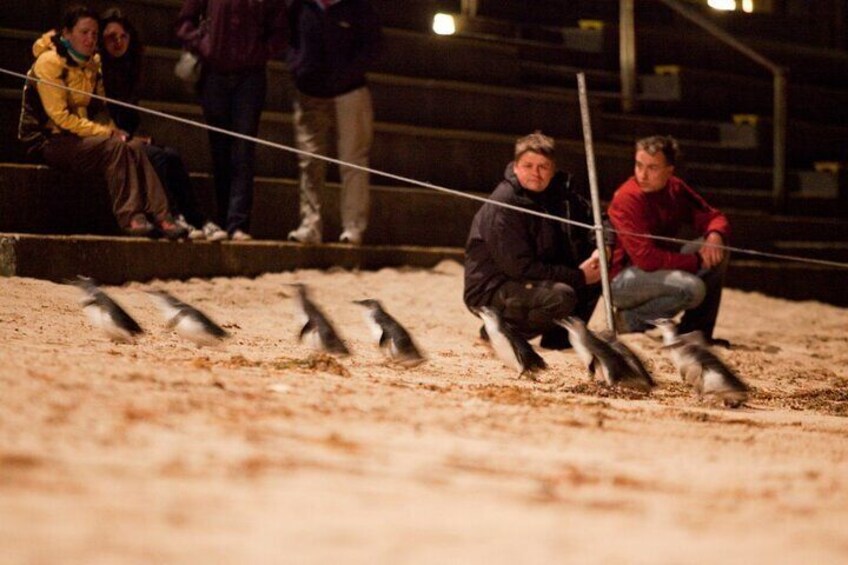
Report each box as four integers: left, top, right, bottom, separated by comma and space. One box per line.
98, 8, 144, 85
60, 5, 100, 33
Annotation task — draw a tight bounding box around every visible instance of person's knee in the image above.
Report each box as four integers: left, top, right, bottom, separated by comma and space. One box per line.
682, 277, 706, 309
102, 136, 131, 160
542, 283, 578, 319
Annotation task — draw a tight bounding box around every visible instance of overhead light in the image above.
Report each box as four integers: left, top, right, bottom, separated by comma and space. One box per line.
707, 0, 736, 10
432, 13, 456, 35
741, 0, 754, 12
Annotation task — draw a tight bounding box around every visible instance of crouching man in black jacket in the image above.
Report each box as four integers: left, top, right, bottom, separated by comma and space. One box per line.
464, 131, 602, 349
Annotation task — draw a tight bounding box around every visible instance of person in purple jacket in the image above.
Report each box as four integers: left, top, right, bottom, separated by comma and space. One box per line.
176, 0, 288, 241
285, 0, 382, 246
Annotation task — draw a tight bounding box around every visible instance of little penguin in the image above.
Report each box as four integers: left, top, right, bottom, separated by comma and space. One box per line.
290, 284, 350, 356
353, 299, 425, 367
71, 276, 143, 343
654, 319, 749, 407
146, 289, 229, 347
476, 306, 546, 377
604, 332, 656, 390
556, 317, 654, 392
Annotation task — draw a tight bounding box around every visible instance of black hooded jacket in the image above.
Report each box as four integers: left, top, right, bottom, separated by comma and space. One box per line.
463, 163, 596, 309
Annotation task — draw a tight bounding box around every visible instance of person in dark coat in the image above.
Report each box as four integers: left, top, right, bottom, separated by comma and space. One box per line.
99, 8, 227, 241
464, 131, 603, 349
176, 0, 288, 240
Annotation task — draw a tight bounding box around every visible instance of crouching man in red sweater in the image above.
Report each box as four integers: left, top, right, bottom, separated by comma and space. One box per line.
608, 135, 731, 346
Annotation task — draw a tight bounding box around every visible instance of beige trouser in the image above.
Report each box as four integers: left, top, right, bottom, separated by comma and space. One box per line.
293, 86, 374, 235
42, 133, 170, 228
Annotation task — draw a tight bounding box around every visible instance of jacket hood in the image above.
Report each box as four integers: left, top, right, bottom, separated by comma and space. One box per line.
32, 30, 101, 69
32, 31, 57, 58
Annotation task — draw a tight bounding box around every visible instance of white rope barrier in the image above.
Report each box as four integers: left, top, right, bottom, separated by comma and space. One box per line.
2, 65, 847, 270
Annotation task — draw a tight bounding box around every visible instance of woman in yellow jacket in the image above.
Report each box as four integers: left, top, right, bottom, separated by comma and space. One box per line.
18, 5, 186, 239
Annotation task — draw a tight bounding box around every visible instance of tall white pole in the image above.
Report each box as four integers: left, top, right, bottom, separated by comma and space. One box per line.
577, 72, 616, 333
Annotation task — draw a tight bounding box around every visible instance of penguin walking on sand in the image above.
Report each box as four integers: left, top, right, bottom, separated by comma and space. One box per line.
146, 289, 230, 347
606, 334, 656, 390
556, 317, 654, 392
71, 276, 143, 343
290, 284, 350, 356
654, 319, 748, 407
353, 299, 425, 367
476, 306, 546, 377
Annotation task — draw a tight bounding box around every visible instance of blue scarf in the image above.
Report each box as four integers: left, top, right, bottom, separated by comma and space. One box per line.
60, 36, 90, 63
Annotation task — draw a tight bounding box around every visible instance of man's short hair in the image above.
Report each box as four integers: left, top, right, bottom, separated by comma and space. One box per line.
515, 131, 555, 161
635, 135, 680, 166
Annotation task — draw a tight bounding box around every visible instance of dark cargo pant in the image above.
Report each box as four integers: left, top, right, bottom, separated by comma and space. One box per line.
491, 280, 601, 348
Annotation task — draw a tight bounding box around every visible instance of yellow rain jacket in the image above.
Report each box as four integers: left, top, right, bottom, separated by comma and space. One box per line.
30, 31, 113, 138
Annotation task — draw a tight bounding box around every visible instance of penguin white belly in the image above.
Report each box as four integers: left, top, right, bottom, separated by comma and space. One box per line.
569, 338, 595, 371
488, 328, 522, 373
598, 362, 613, 385
701, 368, 728, 396
303, 328, 323, 351
84, 305, 133, 343
174, 315, 218, 347
362, 314, 384, 342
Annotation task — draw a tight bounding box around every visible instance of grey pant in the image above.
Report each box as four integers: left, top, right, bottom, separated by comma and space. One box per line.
293, 86, 374, 236
611, 239, 729, 338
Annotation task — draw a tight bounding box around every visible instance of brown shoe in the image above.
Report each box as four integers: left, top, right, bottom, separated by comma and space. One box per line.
125, 214, 156, 238
156, 214, 189, 240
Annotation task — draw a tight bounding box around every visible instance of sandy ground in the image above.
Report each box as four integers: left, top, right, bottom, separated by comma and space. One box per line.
1, 260, 847, 564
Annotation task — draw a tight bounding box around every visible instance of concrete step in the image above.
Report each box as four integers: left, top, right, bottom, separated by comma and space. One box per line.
0, 232, 465, 286
727, 259, 848, 307
520, 61, 621, 93
0, 90, 635, 199
4, 85, 843, 218
1, 0, 465, 42
639, 67, 848, 125
607, 133, 767, 168
700, 188, 847, 218
1, 20, 523, 87
631, 25, 848, 91
1, 29, 584, 138
0, 164, 482, 247
1, 231, 845, 307
5, 162, 846, 252
726, 210, 848, 246
771, 241, 848, 264
603, 112, 848, 168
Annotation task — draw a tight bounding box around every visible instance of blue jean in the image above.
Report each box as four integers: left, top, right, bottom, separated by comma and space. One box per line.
199, 68, 266, 234
611, 240, 728, 338
144, 144, 206, 228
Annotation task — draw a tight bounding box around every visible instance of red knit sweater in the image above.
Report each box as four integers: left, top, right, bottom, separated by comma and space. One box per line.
608, 176, 730, 278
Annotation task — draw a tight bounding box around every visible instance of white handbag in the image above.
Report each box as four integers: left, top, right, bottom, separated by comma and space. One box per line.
174, 50, 202, 84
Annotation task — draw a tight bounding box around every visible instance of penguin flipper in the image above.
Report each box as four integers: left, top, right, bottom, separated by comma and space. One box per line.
298, 320, 315, 342
103, 297, 143, 335
320, 327, 350, 355
610, 339, 656, 389
587, 358, 596, 380
514, 341, 546, 372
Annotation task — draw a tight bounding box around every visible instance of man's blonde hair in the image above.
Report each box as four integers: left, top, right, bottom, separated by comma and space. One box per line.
635, 135, 680, 166
515, 131, 555, 161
